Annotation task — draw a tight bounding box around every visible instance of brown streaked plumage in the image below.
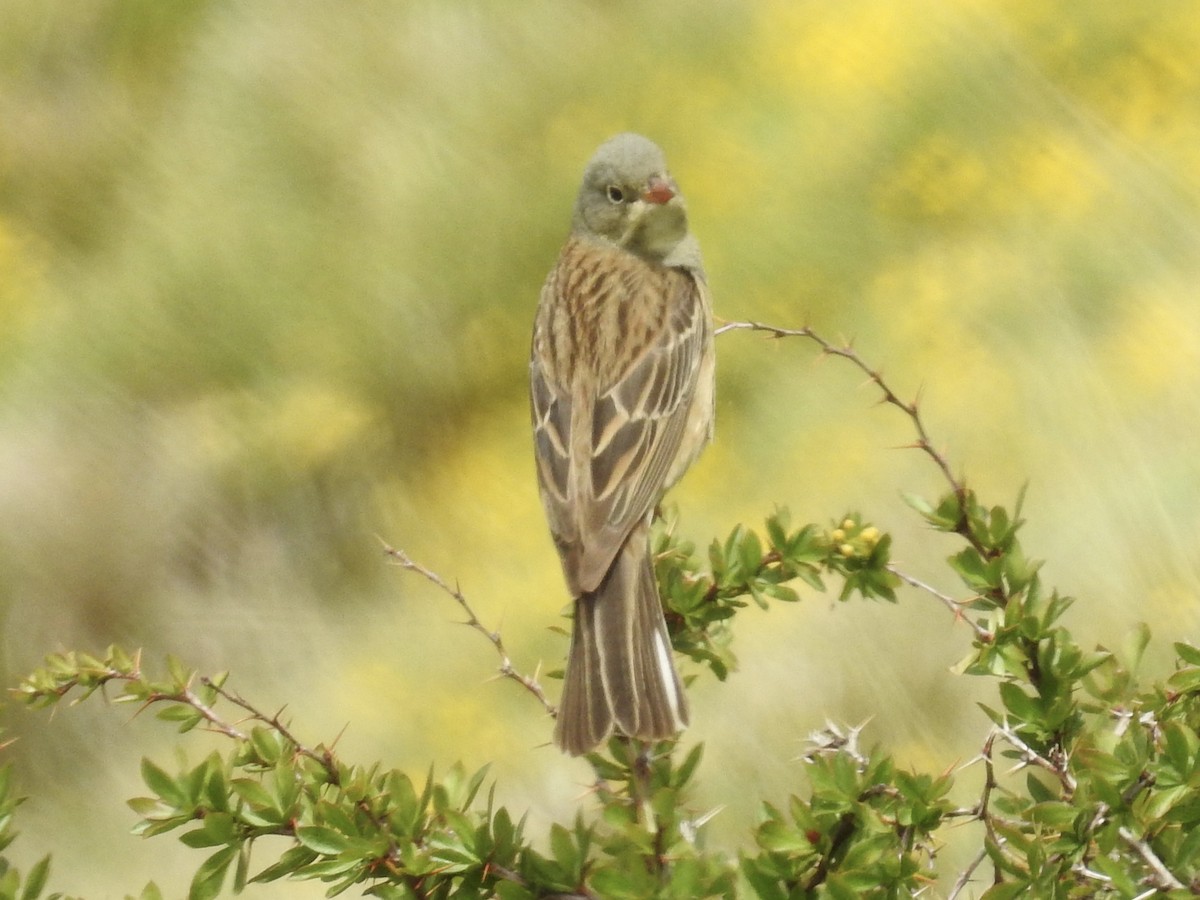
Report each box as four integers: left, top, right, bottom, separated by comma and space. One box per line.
530, 133, 715, 755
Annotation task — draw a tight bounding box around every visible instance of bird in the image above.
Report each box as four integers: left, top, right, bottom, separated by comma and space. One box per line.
530, 133, 715, 755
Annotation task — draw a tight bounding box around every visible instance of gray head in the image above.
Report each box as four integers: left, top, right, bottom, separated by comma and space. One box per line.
572, 133, 690, 262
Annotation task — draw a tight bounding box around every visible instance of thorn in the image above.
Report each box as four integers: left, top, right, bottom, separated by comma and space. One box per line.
572, 781, 603, 803
691, 804, 726, 829
955, 754, 986, 772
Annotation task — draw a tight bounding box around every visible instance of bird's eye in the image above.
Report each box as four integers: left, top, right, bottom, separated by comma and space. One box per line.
605, 185, 625, 204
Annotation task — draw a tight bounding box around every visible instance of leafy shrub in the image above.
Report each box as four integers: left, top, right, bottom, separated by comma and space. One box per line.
7, 324, 1199, 898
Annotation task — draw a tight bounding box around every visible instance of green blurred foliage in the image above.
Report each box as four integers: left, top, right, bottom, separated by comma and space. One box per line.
0, 0, 1197, 895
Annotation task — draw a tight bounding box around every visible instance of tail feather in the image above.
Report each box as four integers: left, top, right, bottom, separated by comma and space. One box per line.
555, 593, 612, 755
555, 522, 688, 755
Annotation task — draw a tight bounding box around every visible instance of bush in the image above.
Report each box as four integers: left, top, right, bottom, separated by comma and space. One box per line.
6, 323, 1200, 899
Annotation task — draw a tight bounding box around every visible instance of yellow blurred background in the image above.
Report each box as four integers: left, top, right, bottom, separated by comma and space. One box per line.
1, 1, 1198, 895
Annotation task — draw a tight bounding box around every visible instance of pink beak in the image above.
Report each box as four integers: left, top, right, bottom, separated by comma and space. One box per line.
642, 176, 675, 205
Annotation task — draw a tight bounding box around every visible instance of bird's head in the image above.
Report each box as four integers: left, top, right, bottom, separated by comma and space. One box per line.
572, 133, 688, 262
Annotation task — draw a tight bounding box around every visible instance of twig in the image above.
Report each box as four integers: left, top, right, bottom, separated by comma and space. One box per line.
1118, 825, 1186, 891
977, 732, 1003, 883
886, 565, 992, 641
199, 677, 339, 781
1071, 862, 1113, 885
716, 320, 969, 531
380, 540, 555, 716
964, 730, 1033, 884
994, 721, 1076, 796
946, 846, 988, 900
159, 685, 247, 742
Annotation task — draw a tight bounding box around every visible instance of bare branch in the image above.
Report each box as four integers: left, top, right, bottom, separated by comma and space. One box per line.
716, 320, 968, 522
381, 540, 555, 717
1119, 825, 1186, 891
946, 847, 988, 900
887, 565, 992, 641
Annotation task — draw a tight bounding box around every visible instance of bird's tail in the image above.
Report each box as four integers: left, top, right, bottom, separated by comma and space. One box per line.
555, 522, 689, 755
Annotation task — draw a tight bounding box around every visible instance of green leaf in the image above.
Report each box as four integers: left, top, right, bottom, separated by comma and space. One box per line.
950, 547, 992, 591
1167, 667, 1200, 694
155, 703, 201, 723
133, 812, 193, 838
901, 492, 935, 518
1177, 819, 1200, 867
166, 654, 191, 689
294, 856, 360, 877
180, 827, 224, 849
673, 742, 704, 789
462, 763, 490, 809
417, 762, 436, 820
979, 883, 1028, 900
549, 823, 577, 870
189, 846, 236, 900
1123, 622, 1151, 671
794, 567, 825, 592
739, 857, 788, 900
1028, 801, 1077, 830
763, 582, 800, 604
387, 769, 421, 836
296, 826, 351, 856
1162, 721, 1197, 774
233, 841, 250, 893
738, 529, 763, 579
249, 727, 283, 766
765, 513, 789, 551
19, 855, 50, 900
127, 796, 164, 816
755, 819, 810, 854
249, 846, 318, 883
998, 683, 1038, 722
1175, 641, 1200, 667
230, 778, 275, 812
140, 758, 184, 807
493, 882, 535, 900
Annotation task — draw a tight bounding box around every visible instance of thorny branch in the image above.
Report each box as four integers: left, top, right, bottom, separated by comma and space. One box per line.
945, 847, 988, 900
886, 565, 992, 641
718, 320, 1001, 635
143, 680, 248, 743
1119, 825, 1186, 892
993, 721, 1076, 796
380, 540, 556, 717
715, 320, 968, 523
18, 652, 335, 776
199, 675, 340, 781
378, 321, 1190, 894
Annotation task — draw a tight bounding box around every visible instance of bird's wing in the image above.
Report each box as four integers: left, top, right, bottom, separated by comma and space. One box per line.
531, 253, 708, 595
